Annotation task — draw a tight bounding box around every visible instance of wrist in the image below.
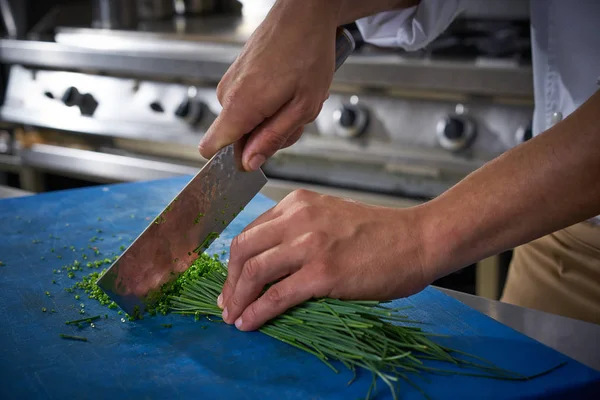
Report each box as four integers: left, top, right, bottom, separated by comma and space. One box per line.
411, 201, 458, 284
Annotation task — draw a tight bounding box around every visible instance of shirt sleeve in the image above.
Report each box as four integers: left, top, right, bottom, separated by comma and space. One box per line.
355, 0, 466, 51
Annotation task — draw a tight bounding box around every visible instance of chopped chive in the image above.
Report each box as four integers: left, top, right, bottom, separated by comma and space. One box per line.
59, 334, 88, 342
65, 315, 100, 325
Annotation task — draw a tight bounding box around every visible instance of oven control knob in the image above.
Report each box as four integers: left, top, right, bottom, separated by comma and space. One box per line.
62, 87, 81, 107
333, 105, 368, 138
436, 116, 475, 151
175, 99, 206, 125
515, 123, 533, 144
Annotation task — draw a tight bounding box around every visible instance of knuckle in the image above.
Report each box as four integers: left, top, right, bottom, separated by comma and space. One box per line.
216, 80, 228, 104
312, 261, 335, 286
257, 127, 289, 150
290, 203, 316, 221
229, 292, 243, 309
300, 231, 327, 249
243, 302, 259, 323
294, 98, 317, 120
221, 88, 240, 110
229, 233, 244, 257
222, 279, 233, 293
289, 188, 312, 202
222, 84, 249, 113
241, 256, 262, 282
221, 279, 235, 298
265, 285, 284, 307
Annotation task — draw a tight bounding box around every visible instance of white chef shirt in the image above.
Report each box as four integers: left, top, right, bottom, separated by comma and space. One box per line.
356, 0, 600, 225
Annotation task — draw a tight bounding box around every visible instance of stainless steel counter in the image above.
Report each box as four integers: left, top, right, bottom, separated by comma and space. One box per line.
0, 184, 32, 198
440, 288, 600, 372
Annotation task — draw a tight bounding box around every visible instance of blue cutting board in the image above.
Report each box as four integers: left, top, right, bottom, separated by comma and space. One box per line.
1, 176, 599, 400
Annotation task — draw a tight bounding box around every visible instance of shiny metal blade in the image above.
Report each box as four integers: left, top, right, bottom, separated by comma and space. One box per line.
96, 143, 267, 315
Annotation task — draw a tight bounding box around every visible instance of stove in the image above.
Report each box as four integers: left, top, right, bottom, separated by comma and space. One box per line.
0, 1, 535, 196
0, 0, 534, 298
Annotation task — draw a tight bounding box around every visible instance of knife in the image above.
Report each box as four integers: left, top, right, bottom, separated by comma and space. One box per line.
97, 27, 355, 315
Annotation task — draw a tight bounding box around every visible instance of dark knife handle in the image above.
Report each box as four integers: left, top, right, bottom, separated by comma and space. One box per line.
335, 27, 355, 71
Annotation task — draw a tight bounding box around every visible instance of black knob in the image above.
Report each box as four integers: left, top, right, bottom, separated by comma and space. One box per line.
62, 87, 81, 107
443, 117, 465, 140
522, 126, 533, 142
175, 100, 205, 125
436, 115, 475, 151
79, 94, 98, 117
150, 102, 164, 113
175, 100, 191, 118
339, 107, 357, 128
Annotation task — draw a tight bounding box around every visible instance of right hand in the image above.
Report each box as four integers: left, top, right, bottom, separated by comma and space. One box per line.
198, 0, 342, 171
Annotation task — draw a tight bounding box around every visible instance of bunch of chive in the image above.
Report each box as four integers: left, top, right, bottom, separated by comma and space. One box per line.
170, 257, 563, 400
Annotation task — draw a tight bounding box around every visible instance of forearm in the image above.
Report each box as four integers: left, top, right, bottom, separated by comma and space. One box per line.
420, 90, 600, 281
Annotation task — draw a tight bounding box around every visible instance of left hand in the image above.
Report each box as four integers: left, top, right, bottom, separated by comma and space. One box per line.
219, 189, 433, 331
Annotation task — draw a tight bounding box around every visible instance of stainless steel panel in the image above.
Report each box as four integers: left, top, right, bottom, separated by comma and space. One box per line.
0, 38, 533, 96
18, 142, 424, 209
440, 288, 600, 372
92, 0, 139, 29
0, 153, 21, 173
1, 66, 532, 169
20, 144, 199, 182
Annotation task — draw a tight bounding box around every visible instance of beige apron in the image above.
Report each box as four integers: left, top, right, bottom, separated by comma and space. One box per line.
501, 222, 600, 325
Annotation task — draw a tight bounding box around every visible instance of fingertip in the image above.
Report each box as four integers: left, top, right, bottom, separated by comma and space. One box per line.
198, 136, 214, 159
235, 317, 244, 330
222, 307, 231, 324
238, 309, 259, 331
246, 154, 266, 171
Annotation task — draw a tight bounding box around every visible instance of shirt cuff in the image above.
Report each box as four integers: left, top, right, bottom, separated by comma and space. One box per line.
355, 0, 465, 51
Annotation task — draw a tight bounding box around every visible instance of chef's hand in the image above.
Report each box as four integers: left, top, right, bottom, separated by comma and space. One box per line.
218, 189, 436, 331
198, 0, 342, 171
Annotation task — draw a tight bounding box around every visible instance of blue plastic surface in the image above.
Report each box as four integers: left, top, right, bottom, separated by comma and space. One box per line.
1, 176, 599, 400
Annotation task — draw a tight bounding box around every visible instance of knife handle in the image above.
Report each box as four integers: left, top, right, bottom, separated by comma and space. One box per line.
335, 27, 355, 71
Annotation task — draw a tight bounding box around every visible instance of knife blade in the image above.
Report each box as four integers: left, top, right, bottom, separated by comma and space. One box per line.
96, 143, 266, 315
97, 27, 355, 315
